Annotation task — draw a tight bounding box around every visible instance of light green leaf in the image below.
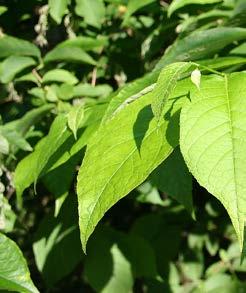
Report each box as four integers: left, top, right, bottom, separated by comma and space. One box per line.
230, 42, 246, 56
0, 56, 36, 83
44, 46, 96, 65
155, 28, 246, 70
48, 0, 69, 24
77, 78, 192, 251
198, 56, 246, 70
151, 62, 192, 121
75, 0, 106, 29
67, 104, 85, 139
168, 0, 222, 17
150, 147, 193, 215
0, 232, 39, 293
122, 0, 156, 25
43, 69, 78, 85
0, 35, 40, 59
0, 134, 9, 155
180, 72, 246, 250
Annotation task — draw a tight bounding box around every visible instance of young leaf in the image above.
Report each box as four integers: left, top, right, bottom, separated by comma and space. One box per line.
75, 0, 105, 29
151, 62, 192, 122
168, 0, 222, 17
77, 78, 192, 251
67, 104, 85, 139
48, 0, 69, 24
0, 233, 39, 293
180, 72, 246, 250
42, 69, 78, 85
0, 56, 36, 83
155, 27, 246, 70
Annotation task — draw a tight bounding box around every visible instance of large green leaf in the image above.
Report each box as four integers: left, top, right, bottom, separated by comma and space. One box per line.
75, 0, 105, 29
48, 0, 69, 24
168, 0, 222, 16
0, 56, 36, 83
0, 35, 40, 59
44, 46, 96, 65
155, 28, 246, 70
180, 72, 246, 249
0, 233, 39, 293
77, 78, 192, 251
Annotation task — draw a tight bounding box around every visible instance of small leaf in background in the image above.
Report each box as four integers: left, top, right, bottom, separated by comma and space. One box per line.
150, 147, 194, 216
44, 46, 96, 65
180, 72, 246, 251
48, 0, 69, 24
122, 0, 156, 26
0, 56, 36, 83
151, 62, 192, 122
57, 83, 74, 100
0, 233, 39, 293
57, 36, 108, 52
0, 35, 40, 59
42, 69, 78, 85
168, 0, 222, 17
73, 83, 113, 98
75, 0, 106, 29
0, 134, 9, 154
155, 27, 246, 69
67, 104, 85, 139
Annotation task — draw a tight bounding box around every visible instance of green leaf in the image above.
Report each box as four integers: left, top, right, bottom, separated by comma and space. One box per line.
44, 46, 96, 65
77, 78, 192, 251
122, 0, 156, 25
42, 69, 78, 85
67, 104, 85, 139
0, 35, 40, 59
75, 0, 106, 29
155, 28, 246, 70
33, 196, 83, 287
168, 0, 222, 17
0, 56, 36, 83
14, 104, 106, 205
48, 0, 69, 24
180, 72, 246, 250
150, 147, 193, 215
151, 62, 192, 121
102, 70, 159, 122
0, 134, 9, 155
57, 36, 108, 52
73, 83, 113, 98
0, 232, 39, 293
